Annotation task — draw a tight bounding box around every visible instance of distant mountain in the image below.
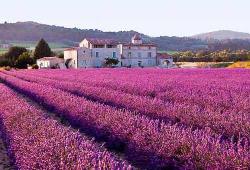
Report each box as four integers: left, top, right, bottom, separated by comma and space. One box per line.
0, 21, 207, 51
1, 22, 250, 51
192, 30, 250, 40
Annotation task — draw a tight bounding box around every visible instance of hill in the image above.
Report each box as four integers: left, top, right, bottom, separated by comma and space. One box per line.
0, 21, 206, 51
192, 30, 250, 40
1, 22, 250, 51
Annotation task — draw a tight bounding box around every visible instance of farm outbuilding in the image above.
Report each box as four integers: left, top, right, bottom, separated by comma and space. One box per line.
157, 53, 174, 68
37, 57, 64, 69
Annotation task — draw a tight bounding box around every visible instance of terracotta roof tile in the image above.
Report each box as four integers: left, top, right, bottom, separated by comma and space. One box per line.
157, 53, 172, 59
123, 43, 156, 47
86, 38, 118, 45
37, 57, 63, 61
64, 47, 81, 51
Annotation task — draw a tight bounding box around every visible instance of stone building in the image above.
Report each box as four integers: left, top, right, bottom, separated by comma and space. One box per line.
37, 57, 64, 69
120, 34, 157, 67
64, 39, 121, 68
64, 34, 173, 68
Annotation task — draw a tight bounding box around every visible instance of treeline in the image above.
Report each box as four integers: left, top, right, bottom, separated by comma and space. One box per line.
0, 39, 58, 69
207, 39, 250, 51
173, 50, 250, 62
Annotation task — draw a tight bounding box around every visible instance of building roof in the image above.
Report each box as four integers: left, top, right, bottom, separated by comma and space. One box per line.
132, 34, 142, 41
64, 47, 82, 51
85, 38, 118, 45
37, 57, 63, 61
123, 43, 156, 47
157, 53, 172, 59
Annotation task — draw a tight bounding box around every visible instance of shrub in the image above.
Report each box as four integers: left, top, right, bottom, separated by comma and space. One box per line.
32, 64, 39, 69
15, 52, 34, 69
3, 66, 11, 71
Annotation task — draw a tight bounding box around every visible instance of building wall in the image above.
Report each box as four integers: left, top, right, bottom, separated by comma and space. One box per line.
37, 59, 64, 69
76, 48, 93, 68
79, 39, 91, 48
91, 48, 121, 67
64, 50, 78, 68
121, 46, 157, 67
37, 60, 50, 68
64, 47, 121, 68
158, 58, 174, 68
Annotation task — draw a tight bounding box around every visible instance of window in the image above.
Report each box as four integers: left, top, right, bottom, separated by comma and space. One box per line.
148, 60, 152, 65
107, 45, 114, 48
96, 52, 99, 58
138, 52, 142, 58
112, 52, 117, 58
138, 61, 142, 67
148, 52, 152, 58
94, 45, 104, 48
128, 52, 132, 58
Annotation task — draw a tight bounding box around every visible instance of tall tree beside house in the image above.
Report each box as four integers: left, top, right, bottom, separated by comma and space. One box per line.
34, 38, 52, 60
4, 46, 28, 66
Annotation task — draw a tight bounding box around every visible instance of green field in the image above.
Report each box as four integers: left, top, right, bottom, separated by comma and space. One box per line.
0, 49, 7, 55
158, 51, 178, 55
10, 41, 70, 49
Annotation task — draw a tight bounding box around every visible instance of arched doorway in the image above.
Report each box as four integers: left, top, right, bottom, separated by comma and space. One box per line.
65, 59, 72, 68
163, 60, 170, 67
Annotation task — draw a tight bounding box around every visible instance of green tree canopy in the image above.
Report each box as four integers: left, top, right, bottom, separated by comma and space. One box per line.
15, 52, 34, 69
34, 38, 52, 60
104, 58, 119, 67
4, 46, 28, 66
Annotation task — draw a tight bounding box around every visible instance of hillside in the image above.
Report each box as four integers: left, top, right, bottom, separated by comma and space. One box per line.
1, 22, 250, 51
0, 21, 206, 51
192, 30, 250, 40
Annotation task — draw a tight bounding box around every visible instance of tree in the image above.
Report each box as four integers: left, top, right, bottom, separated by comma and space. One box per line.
15, 52, 34, 69
4, 46, 28, 66
58, 53, 64, 59
104, 58, 119, 67
34, 38, 52, 60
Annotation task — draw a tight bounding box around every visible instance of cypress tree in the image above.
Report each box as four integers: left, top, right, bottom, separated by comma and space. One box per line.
34, 38, 52, 60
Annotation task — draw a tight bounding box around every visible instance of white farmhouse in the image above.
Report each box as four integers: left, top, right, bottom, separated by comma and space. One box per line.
64, 34, 173, 68
64, 39, 121, 68
37, 57, 64, 69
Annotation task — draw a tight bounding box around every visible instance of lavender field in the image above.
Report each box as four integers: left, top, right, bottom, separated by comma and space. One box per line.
0, 68, 249, 169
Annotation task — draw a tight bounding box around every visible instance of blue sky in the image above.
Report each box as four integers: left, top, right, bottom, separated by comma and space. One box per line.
0, 0, 249, 37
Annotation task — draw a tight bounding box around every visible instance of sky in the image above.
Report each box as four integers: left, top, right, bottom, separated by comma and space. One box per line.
0, 0, 249, 37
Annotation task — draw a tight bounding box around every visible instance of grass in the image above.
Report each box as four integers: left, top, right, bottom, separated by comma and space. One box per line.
158, 51, 178, 55
3, 41, 70, 51
228, 61, 250, 68
0, 49, 7, 55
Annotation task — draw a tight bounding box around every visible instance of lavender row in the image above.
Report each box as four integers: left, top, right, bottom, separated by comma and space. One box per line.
0, 84, 131, 169
5, 70, 250, 139
0, 73, 249, 169
18, 69, 250, 98
17, 69, 250, 113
